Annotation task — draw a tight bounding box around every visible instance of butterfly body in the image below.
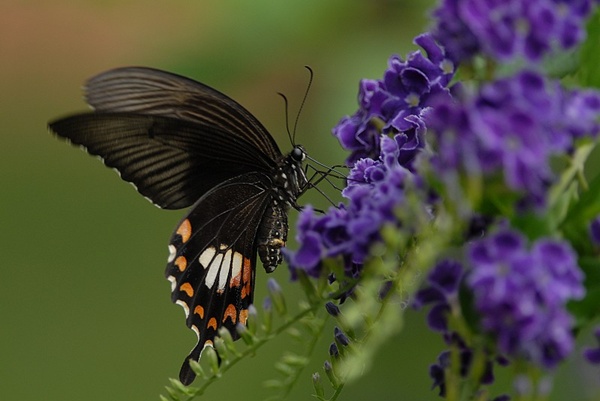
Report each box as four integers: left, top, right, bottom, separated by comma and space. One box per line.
259, 146, 306, 271
49, 67, 308, 385
257, 200, 289, 272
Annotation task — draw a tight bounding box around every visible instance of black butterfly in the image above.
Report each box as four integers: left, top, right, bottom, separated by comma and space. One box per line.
48, 67, 309, 385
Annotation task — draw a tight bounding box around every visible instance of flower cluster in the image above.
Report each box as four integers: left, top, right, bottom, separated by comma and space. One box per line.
333, 33, 454, 166
285, 136, 415, 277
281, 2, 600, 399
413, 259, 463, 332
467, 228, 584, 368
414, 227, 585, 394
285, 34, 455, 278
427, 70, 600, 209
429, 339, 501, 399
415, 261, 508, 396
431, 0, 596, 64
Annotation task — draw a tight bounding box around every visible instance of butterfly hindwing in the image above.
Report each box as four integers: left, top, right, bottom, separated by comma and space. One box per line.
165, 172, 273, 385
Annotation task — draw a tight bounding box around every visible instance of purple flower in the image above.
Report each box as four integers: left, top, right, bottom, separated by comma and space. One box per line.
285, 136, 416, 278
429, 352, 447, 396
467, 228, 584, 368
413, 259, 464, 332
583, 327, 600, 364
427, 70, 600, 210
332, 33, 454, 166
429, 333, 497, 397
329, 342, 339, 358
565, 90, 600, 139
590, 215, 600, 245
325, 301, 341, 317
431, 0, 596, 64
334, 327, 350, 347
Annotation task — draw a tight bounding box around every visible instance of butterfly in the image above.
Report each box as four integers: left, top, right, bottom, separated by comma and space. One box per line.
48, 66, 309, 385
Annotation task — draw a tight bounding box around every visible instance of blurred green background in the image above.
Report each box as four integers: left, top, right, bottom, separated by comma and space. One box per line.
2, 1, 599, 400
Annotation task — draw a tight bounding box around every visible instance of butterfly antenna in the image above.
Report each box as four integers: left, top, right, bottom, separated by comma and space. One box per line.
291, 66, 314, 145
277, 92, 295, 147
306, 154, 348, 180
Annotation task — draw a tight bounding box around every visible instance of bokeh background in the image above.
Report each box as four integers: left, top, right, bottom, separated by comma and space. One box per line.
2, 1, 599, 400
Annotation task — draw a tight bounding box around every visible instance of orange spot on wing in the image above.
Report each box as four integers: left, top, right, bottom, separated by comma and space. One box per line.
239, 309, 249, 325
241, 282, 252, 299
242, 257, 252, 282
194, 305, 204, 319
177, 219, 192, 243
207, 317, 217, 330
241, 257, 253, 299
223, 304, 237, 323
230, 269, 241, 288
203, 340, 214, 348
175, 256, 187, 272
179, 282, 194, 297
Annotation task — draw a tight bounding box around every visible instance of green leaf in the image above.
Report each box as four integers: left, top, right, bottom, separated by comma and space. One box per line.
577, 8, 600, 88
569, 257, 600, 326
164, 385, 181, 401
281, 352, 309, 367
188, 359, 206, 380
203, 346, 221, 376
267, 278, 287, 316
542, 47, 581, 79
547, 180, 579, 230
263, 379, 284, 389
511, 213, 554, 240
168, 378, 195, 396
235, 323, 256, 346
312, 372, 325, 399
561, 164, 600, 254
323, 360, 340, 388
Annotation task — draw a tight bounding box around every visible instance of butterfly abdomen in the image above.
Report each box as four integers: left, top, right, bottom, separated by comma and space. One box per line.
257, 147, 308, 273
257, 202, 289, 273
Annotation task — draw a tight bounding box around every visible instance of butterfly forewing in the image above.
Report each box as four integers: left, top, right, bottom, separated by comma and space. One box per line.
166, 172, 273, 385
85, 67, 282, 160
49, 113, 276, 209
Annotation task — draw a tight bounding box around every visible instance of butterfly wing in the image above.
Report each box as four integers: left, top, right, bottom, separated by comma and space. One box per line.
165, 172, 273, 385
49, 66, 284, 209
85, 66, 282, 160
49, 113, 276, 209
49, 67, 294, 385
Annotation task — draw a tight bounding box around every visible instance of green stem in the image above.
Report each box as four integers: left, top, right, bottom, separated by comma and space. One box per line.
275, 310, 328, 400
328, 382, 345, 401
176, 302, 324, 400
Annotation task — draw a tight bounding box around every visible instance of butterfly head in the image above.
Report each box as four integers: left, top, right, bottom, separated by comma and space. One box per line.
290, 145, 306, 162
274, 145, 308, 206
